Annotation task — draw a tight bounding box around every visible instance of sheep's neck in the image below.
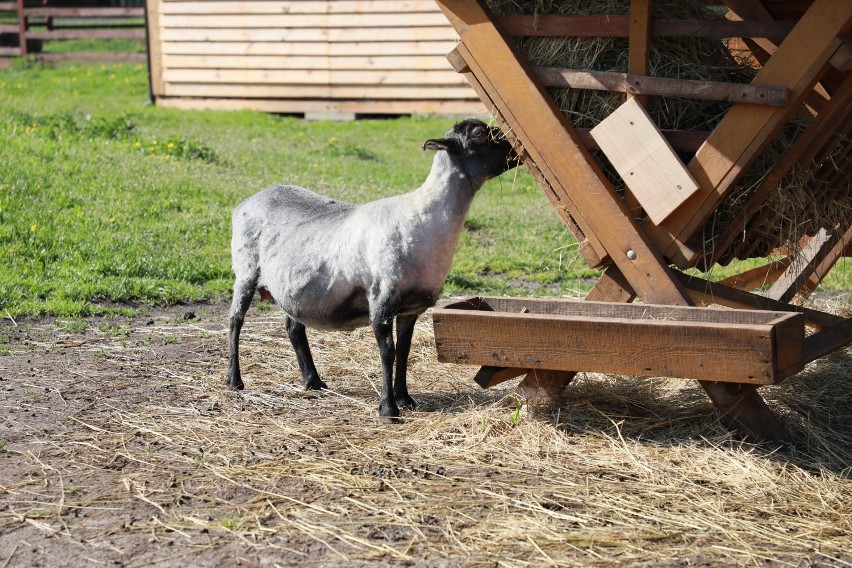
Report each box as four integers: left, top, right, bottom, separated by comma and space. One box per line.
411, 152, 476, 224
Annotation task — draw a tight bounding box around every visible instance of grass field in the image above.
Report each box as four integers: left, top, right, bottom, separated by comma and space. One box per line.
0, 60, 849, 318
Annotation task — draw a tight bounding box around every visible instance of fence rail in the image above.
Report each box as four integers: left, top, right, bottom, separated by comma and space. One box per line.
0, 1, 146, 62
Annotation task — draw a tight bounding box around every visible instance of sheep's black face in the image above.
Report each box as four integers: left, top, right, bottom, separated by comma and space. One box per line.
422, 119, 520, 184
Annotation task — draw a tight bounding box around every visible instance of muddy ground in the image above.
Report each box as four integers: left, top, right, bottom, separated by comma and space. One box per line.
0, 301, 850, 567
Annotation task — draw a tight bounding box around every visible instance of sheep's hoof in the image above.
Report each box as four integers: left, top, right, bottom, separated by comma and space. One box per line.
396, 393, 417, 410
304, 378, 327, 390
226, 376, 244, 391
379, 402, 401, 422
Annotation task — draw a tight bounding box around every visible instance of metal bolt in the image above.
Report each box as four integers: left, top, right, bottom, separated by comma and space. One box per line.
626, 249, 637, 260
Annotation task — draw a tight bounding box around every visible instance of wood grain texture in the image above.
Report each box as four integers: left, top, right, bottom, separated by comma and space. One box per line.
148, 0, 478, 113
433, 299, 803, 384
591, 98, 700, 224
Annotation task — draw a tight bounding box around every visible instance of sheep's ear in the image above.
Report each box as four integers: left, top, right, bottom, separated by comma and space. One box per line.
422, 138, 452, 152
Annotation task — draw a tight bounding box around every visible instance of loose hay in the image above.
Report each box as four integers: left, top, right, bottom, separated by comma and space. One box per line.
1, 304, 850, 566
486, 0, 851, 265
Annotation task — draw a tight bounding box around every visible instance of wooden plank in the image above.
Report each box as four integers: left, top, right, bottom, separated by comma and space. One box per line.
161, 40, 458, 57
717, 259, 792, 291
438, 2, 692, 305
800, 318, 852, 367
534, 67, 788, 106
443, 296, 796, 325
161, 54, 455, 71
162, 68, 466, 86
26, 30, 145, 40
0, 47, 23, 56
706, 74, 852, 268
498, 14, 795, 39
159, 26, 457, 42
766, 228, 835, 303
0, 2, 17, 10
675, 272, 845, 329
447, 45, 608, 268
577, 128, 709, 153
160, 12, 450, 29
36, 52, 146, 62
654, 0, 852, 267
628, 0, 651, 108
155, 96, 484, 115
433, 306, 794, 384
147, 0, 164, 99
830, 42, 852, 73
162, 82, 478, 101
24, 7, 144, 17
793, 225, 852, 304
16, 0, 26, 57
160, 1, 440, 16
591, 97, 700, 224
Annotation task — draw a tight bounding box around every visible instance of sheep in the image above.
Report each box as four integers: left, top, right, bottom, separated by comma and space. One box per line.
226, 118, 519, 419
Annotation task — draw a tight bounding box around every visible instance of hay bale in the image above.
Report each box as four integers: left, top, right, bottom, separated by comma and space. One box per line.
486, 0, 850, 265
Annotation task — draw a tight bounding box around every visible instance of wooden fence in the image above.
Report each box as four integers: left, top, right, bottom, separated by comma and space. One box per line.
146, 0, 482, 117
0, 0, 145, 62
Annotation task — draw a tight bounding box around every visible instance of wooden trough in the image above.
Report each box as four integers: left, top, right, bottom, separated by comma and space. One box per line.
431, 0, 851, 443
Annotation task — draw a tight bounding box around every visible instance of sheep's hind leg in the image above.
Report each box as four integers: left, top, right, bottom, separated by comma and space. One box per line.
227, 278, 256, 390
284, 316, 327, 390
372, 314, 400, 420
393, 314, 418, 410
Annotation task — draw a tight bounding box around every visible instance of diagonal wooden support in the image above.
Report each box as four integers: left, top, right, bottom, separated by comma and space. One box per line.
766, 228, 836, 303
437, 1, 691, 306
649, 0, 852, 268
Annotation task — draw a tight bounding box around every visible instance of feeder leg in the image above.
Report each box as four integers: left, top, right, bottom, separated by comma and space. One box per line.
515, 369, 576, 407
700, 381, 791, 445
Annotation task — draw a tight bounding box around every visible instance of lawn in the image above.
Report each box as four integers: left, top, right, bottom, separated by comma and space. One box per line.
0, 60, 600, 318
0, 60, 849, 318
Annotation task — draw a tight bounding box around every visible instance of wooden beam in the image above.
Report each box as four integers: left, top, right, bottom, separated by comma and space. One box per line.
437, 1, 692, 305
717, 259, 792, 291
433, 297, 802, 384
146, 0, 164, 100
793, 225, 852, 305
447, 45, 607, 268
766, 228, 835, 303
706, 73, 852, 268
534, 67, 788, 106
653, 0, 852, 267
498, 15, 795, 39
675, 272, 845, 329
628, 0, 651, 108
801, 318, 852, 367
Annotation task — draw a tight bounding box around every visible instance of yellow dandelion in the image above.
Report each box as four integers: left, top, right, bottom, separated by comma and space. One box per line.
328, 136, 338, 143
167, 142, 175, 149
108, 217, 116, 223
30, 224, 37, 233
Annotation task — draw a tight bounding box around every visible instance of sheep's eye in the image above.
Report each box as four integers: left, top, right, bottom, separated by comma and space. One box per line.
472, 126, 486, 138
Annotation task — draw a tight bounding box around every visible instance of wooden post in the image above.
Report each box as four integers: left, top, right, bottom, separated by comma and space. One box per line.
628, 0, 651, 108
16, 0, 26, 57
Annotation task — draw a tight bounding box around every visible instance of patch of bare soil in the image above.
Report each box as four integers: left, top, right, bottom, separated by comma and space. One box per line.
0, 301, 850, 567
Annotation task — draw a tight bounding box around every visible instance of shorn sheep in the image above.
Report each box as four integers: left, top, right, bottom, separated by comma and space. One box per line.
227, 119, 519, 419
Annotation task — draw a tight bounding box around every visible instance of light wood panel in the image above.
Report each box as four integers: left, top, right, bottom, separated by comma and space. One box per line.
147, 0, 478, 115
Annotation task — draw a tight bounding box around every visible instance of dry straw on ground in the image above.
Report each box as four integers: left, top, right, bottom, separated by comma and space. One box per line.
1, 300, 850, 566
486, 0, 851, 264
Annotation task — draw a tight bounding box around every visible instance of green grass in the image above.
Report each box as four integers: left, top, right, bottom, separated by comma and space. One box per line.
0, 60, 849, 318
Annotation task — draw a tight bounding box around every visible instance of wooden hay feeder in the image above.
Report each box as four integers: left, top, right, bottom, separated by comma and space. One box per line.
431, 0, 851, 443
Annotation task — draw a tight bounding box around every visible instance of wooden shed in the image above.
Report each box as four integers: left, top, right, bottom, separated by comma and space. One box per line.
144, 0, 482, 117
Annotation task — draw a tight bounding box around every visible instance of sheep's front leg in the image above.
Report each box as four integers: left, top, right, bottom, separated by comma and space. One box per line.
393, 314, 418, 410
284, 315, 327, 390
372, 315, 399, 419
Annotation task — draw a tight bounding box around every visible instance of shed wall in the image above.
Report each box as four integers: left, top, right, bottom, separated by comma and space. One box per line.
146, 0, 481, 115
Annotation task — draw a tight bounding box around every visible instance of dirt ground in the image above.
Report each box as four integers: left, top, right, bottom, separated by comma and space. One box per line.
0, 300, 850, 567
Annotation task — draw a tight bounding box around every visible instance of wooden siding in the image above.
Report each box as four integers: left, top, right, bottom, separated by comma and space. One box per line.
147, 0, 481, 116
